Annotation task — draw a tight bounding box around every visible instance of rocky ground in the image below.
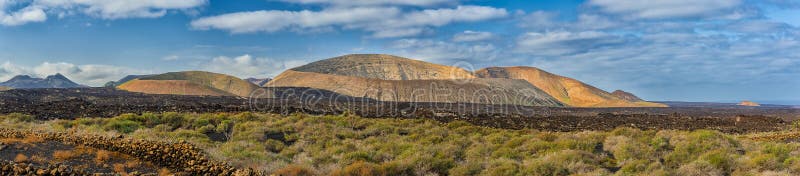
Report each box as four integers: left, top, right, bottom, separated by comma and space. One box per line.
0, 88, 798, 133
0, 128, 258, 175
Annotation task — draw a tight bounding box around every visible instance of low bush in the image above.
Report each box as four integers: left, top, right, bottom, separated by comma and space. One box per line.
102, 119, 141, 133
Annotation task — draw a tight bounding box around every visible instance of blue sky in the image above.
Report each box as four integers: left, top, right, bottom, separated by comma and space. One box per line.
1, 0, 799, 104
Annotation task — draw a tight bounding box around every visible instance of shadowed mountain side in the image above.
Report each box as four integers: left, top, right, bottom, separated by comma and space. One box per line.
612, 90, 645, 102
117, 71, 259, 97
265, 70, 564, 107
476, 67, 666, 107
291, 54, 475, 80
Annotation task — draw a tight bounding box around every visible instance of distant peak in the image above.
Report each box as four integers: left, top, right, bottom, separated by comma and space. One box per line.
46, 73, 69, 80
10, 75, 33, 79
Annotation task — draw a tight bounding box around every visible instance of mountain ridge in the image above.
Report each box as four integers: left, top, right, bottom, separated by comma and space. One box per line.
0, 73, 86, 88
291, 54, 475, 80
118, 71, 259, 97
475, 66, 666, 107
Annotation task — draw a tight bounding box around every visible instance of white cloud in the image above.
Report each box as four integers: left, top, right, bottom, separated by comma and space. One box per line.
191, 7, 400, 34
275, 0, 455, 7
162, 55, 180, 61
390, 39, 498, 62
0, 61, 146, 86
202, 54, 308, 78
587, 0, 743, 19
0, 0, 206, 26
35, 0, 207, 19
515, 31, 626, 56
192, 5, 508, 38
370, 28, 426, 38
452, 30, 493, 42
0, 6, 47, 26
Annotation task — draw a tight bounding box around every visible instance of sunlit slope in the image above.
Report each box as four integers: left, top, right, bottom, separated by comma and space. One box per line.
118, 71, 259, 97
291, 54, 475, 80
475, 67, 666, 107
611, 90, 645, 102
266, 70, 563, 106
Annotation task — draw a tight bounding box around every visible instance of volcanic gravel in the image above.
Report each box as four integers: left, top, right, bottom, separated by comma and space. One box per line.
1, 88, 798, 133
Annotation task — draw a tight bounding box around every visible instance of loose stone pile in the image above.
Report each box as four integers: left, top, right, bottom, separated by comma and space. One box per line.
0, 128, 259, 175
0, 160, 87, 175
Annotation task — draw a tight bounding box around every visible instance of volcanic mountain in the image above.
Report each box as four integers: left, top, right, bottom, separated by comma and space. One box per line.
291, 54, 475, 80
266, 54, 563, 106
475, 67, 666, 107
267, 70, 563, 106
611, 90, 644, 102
0, 73, 86, 88
738, 101, 760, 107
117, 71, 258, 97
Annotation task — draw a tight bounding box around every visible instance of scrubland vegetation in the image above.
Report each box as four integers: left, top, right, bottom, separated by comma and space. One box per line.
1, 112, 799, 175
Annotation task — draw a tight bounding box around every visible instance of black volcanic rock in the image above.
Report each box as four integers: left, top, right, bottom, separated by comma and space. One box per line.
0, 73, 86, 88
244, 78, 271, 86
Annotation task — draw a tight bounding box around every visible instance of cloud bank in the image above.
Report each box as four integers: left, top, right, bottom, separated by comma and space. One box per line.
192, 5, 508, 38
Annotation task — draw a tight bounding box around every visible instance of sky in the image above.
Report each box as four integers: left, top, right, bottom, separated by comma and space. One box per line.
0, 0, 799, 104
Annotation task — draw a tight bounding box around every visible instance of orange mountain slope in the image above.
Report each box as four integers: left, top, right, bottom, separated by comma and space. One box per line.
291, 54, 475, 80
118, 71, 259, 97
611, 90, 645, 102
475, 67, 666, 107
265, 70, 564, 107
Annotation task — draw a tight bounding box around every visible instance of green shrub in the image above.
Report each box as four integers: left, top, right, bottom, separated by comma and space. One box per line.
481, 158, 520, 176
603, 136, 654, 162
3, 113, 34, 122
448, 161, 483, 176
264, 139, 286, 153
102, 119, 141, 133
333, 161, 383, 176
161, 112, 186, 129
699, 149, 735, 174
521, 150, 603, 176
676, 161, 722, 176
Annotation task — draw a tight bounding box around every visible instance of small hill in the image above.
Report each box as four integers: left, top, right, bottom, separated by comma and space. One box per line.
475, 67, 666, 107
291, 54, 475, 80
104, 75, 154, 87
0, 73, 86, 88
738, 100, 760, 107
266, 70, 563, 106
118, 71, 259, 97
244, 78, 271, 86
0, 86, 11, 91
611, 90, 645, 102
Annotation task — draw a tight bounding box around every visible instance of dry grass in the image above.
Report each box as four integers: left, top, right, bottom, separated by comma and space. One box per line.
113, 163, 127, 175
158, 168, 172, 176
0, 136, 45, 144
94, 150, 113, 163
272, 165, 316, 176
53, 150, 79, 161
28, 155, 48, 164
14, 154, 28, 163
